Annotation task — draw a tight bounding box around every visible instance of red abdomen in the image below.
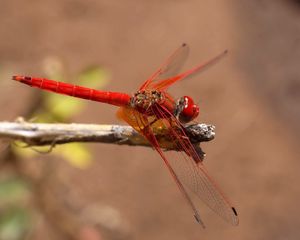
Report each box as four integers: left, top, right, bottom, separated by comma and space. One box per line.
12, 76, 131, 107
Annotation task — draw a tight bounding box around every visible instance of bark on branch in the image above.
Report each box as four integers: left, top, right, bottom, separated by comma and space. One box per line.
0, 119, 215, 148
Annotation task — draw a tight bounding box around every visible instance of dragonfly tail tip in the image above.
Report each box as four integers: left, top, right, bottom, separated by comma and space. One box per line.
12, 76, 31, 82
12, 75, 24, 81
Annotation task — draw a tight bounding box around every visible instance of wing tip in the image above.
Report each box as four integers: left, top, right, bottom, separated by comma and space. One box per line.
231, 207, 239, 226
232, 207, 238, 216
194, 214, 206, 228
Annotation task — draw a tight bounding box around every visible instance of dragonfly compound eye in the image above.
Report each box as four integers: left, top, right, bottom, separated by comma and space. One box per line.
176, 96, 199, 123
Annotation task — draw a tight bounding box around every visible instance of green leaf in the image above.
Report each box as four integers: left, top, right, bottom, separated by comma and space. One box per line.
45, 94, 85, 120
0, 207, 31, 240
0, 178, 29, 206
78, 66, 110, 89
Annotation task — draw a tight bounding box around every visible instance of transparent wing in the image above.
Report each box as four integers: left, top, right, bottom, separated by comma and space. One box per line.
139, 43, 190, 90
117, 105, 239, 226
117, 106, 205, 227
142, 48, 228, 91
151, 50, 228, 91
151, 104, 239, 225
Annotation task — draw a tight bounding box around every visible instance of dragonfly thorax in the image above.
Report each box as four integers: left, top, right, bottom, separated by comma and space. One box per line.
130, 90, 165, 111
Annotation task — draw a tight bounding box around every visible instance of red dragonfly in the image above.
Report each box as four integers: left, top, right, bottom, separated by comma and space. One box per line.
12, 44, 238, 227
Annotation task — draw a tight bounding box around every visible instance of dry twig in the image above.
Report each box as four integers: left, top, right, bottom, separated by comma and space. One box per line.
0, 118, 215, 148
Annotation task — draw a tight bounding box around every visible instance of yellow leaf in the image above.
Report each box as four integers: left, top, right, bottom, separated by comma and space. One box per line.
56, 143, 92, 169
12, 142, 92, 169
12, 142, 37, 158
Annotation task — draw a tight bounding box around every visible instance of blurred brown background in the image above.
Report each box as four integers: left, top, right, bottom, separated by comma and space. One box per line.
0, 0, 300, 240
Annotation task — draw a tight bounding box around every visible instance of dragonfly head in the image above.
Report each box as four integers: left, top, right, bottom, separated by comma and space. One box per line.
175, 96, 199, 123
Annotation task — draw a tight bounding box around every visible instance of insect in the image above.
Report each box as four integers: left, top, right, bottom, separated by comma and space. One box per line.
12, 43, 238, 227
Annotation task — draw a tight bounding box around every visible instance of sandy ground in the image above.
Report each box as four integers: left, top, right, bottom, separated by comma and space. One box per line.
0, 0, 300, 239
